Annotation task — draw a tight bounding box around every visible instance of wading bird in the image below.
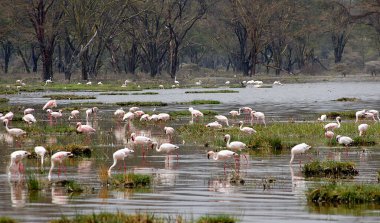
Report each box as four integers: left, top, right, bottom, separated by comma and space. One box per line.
250, 110, 266, 127
152, 142, 179, 162
34, 146, 47, 171
289, 143, 312, 166
358, 124, 369, 136
42, 100, 57, 110
3, 119, 26, 137
108, 148, 134, 177
215, 115, 229, 126
22, 114, 36, 125
324, 116, 341, 131
336, 135, 354, 154
48, 151, 73, 181
207, 150, 239, 174
239, 121, 256, 134
8, 150, 30, 178
131, 133, 153, 158
76, 122, 96, 134
224, 134, 247, 163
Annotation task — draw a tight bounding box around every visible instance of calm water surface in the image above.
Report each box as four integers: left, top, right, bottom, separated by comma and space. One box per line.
1, 81, 380, 222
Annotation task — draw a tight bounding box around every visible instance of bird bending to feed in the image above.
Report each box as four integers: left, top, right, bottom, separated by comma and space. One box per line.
215, 115, 229, 126
152, 142, 180, 162
48, 151, 74, 181
324, 116, 341, 131
86, 107, 98, 120
273, 81, 283, 86
355, 109, 366, 123
69, 110, 80, 120
23, 108, 34, 115
317, 114, 327, 122
289, 143, 312, 166
76, 122, 95, 134
34, 146, 47, 171
336, 135, 354, 154
224, 134, 247, 162
366, 109, 380, 122
42, 100, 57, 110
206, 121, 222, 129
0, 111, 14, 121
164, 126, 175, 140
3, 119, 26, 137
47, 109, 63, 120
250, 110, 266, 127
8, 150, 31, 177
324, 130, 334, 144
363, 112, 378, 122
358, 124, 369, 136
229, 110, 240, 117
189, 107, 203, 123
207, 150, 239, 174
131, 133, 153, 158
22, 114, 37, 124
108, 148, 134, 177
239, 121, 256, 134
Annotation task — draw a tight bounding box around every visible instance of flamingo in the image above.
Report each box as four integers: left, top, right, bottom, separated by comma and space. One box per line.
149, 114, 159, 122
121, 79, 131, 87
289, 143, 312, 166
48, 151, 73, 181
324, 116, 341, 131
355, 109, 366, 123
225, 81, 230, 85
324, 130, 334, 144
44, 79, 53, 86
3, 119, 26, 137
131, 133, 153, 158
97, 81, 103, 85
86, 81, 92, 85
250, 110, 266, 127
47, 109, 63, 119
164, 126, 175, 140
336, 135, 354, 154
229, 110, 240, 118
189, 107, 203, 123
108, 148, 134, 177
206, 121, 222, 129
34, 146, 47, 171
114, 108, 125, 119
86, 107, 98, 120
76, 122, 96, 134
42, 100, 57, 110
273, 81, 283, 86
363, 112, 378, 122
140, 114, 150, 122
22, 114, 36, 124
317, 114, 327, 122
123, 111, 135, 127
0, 111, 14, 121
239, 107, 252, 122
215, 115, 229, 126
207, 150, 239, 174
239, 121, 256, 134
358, 124, 369, 136
23, 108, 34, 115
129, 107, 140, 112
8, 150, 31, 177
68, 110, 80, 120
152, 142, 180, 162
158, 113, 170, 122
366, 109, 380, 122
134, 110, 145, 118
174, 76, 179, 85
224, 134, 247, 163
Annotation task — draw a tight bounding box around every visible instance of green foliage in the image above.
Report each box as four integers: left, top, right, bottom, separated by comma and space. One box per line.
111, 173, 152, 188
116, 101, 168, 107
55, 180, 84, 193
324, 111, 356, 119
0, 97, 9, 103
334, 97, 359, 102
178, 100, 221, 105
0, 217, 18, 223
185, 90, 238, 94
131, 92, 159, 95
302, 160, 358, 178
27, 174, 42, 191
196, 215, 237, 223
46, 144, 91, 158
43, 94, 96, 100
307, 183, 380, 204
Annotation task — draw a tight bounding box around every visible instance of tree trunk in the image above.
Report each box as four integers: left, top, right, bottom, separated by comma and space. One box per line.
81, 49, 89, 81
17, 47, 31, 73
41, 47, 54, 81
2, 41, 13, 73
31, 44, 40, 72
332, 33, 347, 63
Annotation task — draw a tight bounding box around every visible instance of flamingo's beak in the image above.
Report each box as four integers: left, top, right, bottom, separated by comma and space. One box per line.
207, 154, 210, 159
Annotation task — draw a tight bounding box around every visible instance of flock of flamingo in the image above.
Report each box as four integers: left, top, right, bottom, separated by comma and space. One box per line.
2, 96, 379, 182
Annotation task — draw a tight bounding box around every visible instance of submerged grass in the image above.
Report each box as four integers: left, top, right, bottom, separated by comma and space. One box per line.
43, 94, 96, 100
323, 111, 356, 119
185, 90, 238, 94
334, 97, 359, 102
302, 160, 359, 179
307, 183, 380, 205
55, 180, 84, 193
46, 144, 91, 158
197, 215, 237, 223
27, 174, 42, 191
111, 173, 152, 188
178, 100, 221, 105
116, 101, 167, 107
131, 92, 159, 95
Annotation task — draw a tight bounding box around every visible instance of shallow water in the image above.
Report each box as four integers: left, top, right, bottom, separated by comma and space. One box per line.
1, 81, 380, 222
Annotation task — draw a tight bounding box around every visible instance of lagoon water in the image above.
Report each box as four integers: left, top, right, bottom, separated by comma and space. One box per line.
1, 81, 380, 222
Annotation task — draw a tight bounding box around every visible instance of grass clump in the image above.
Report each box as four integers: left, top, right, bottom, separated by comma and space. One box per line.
178, 100, 221, 105
351, 136, 376, 146
307, 183, 380, 205
197, 215, 237, 223
43, 94, 96, 100
131, 92, 159, 95
324, 111, 356, 119
46, 144, 91, 158
0, 97, 9, 103
334, 97, 359, 102
116, 101, 167, 107
0, 217, 18, 223
27, 174, 42, 191
111, 173, 152, 188
99, 92, 130, 95
55, 180, 84, 193
302, 160, 358, 179
185, 90, 238, 94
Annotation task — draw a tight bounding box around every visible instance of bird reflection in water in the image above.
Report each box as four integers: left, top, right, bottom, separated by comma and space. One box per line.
290, 166, 307, 197
51, 186, 69, 205
9, 180, 26, 208
154, 156, 179, 187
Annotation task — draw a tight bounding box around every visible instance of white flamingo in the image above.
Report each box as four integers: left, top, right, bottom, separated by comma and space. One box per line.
164, 126, 175, 140
3, 119, 26, 137
336, 135, 354, 153
152, 142, 180, 162
23, 108, 34, 115
366, 109, 380, 122
76, 122, 96, 134
206, 121, 222, 129
48, 151, 73, 181
8, 150, 31, 177
42, 100, 57, 110
114, 108, 125, 119
207, 150, 239, 174
224, 134, 247, 162
324, 116, 341, 131
108, 148, 134, 177
289, 143, 312, 166
239, 121, 256, 134
355, 109, 366, 123
363, 112, 377, 122
34, 146, 47, 171
250, 110, 266, 127
22, 114, 36, 124
215, 115, 229, 126
229, 110, 240, 118
358, 124, 369, 136
131, 133, 153, 158
317, 114, 327, 122
68, 110, 80, 120
189, 107, 203, 123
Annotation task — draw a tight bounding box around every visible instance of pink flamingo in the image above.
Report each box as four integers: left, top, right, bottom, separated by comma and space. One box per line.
152, 142, 180, 162
48, 151, 74, 181
42, 100, 57, 110
224, 134, 248, 163
131, 133, 153, 158
164, 126, 175, 141
207, 150, 239, 174
22, 114, 37, 125
3, 119, 26, 137
108, 148, 134, 177
68, 110, 80, 120
229, 110, 240, 118
86, 107, 98, 121
8, 150, 31, 178
114, 108, 125, 119
325, 130, 334, 144
324, 116, 341, 131
358, 124, 369, 136
239, 121, 256, 134
239, 107, 252, 122
23, 108, 35, 115
189, 107, 203, 124
76, 122, 96, 134
250, 110, 266, 127
215, 115, 229, 126
0, 111, 14, 121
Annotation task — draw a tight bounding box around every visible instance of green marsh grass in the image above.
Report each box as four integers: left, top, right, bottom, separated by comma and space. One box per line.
46, 144, 91, 158
302, 160, 358, 179
131, 92, 159, 95
0, 97, 9, 103
111, 173, 152, 188
185, 90, 238, 94
307, 183, 380, 204
55, 180, 84, 193
168, 110, 218, 118
334, 97, 359, 102
27, 174, 42, 191
196, 215, 237, 223
116, 101, 167, 107
99, 92, 130, 95
178, 100, 221, 105
0, 217, 18, 223
43, 94, 96, 100
324, 111, 356, 119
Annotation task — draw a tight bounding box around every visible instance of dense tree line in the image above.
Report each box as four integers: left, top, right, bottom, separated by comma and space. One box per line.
1, 0, 380, 81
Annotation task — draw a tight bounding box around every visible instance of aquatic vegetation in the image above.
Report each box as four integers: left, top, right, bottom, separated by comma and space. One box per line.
43, 94, 96, 100
55, 180, 84, 193
178, 100, 221, 105
116, 101, 168, 107
0, 97, 9, 103
46, 144, 91, 158
185, 90, 238, 94
111, 173, 152, 188
196, 215, 237, 223
323, 111, 356, 119
131, 92, 159, 95
24, 124, 77, 134
27, 174, 42, 191
334, 97, 359, 102
169, 110, 218, 117
0, 216, 18, 223
98, 165, 109, 185
307, 183, 380, 205
99, 92, 130, 95
302, 161, 358, 179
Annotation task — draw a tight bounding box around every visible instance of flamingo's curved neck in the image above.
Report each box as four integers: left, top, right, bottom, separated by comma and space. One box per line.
337, 119, 341, 128
289, 153, 295, 164
48, 161, 55, 181
225, 136, 231, 147
108, 158, 118, 176
239, 123, 244, 130
154, 143, 160, 152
